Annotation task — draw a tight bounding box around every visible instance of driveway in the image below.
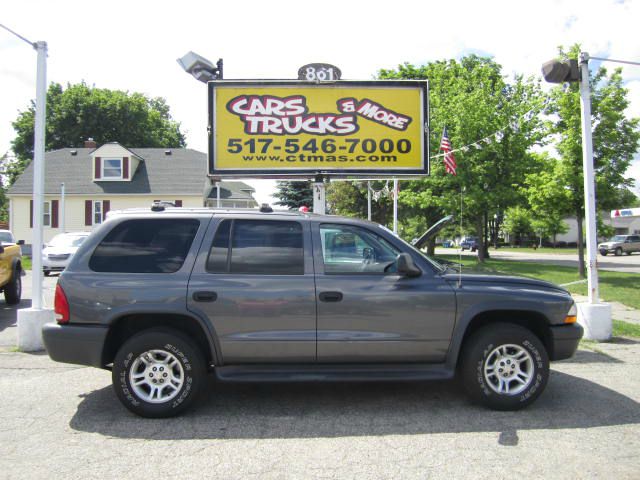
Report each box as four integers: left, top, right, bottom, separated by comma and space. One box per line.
0, 338, 639, 479
436, 248, 640, 274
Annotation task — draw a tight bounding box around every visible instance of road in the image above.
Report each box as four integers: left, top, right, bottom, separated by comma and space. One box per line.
435, 248, 640, 274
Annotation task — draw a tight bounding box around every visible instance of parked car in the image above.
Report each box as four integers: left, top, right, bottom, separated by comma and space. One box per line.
42, 232, 91, 276
42, 207, 582, 418
460, 236, 478, 252
598, 234, 640, 256
0, 229, 23, 305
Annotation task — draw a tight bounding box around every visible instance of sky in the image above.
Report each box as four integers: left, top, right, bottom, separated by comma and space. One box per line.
2, 0, 639, 204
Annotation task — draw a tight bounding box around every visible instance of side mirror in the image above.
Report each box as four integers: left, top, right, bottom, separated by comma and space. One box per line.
0, 246, 5, 254
17, 240, 25, 246
396, 253, 421, 278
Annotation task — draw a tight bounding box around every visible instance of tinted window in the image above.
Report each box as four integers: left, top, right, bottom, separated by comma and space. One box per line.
89, 219, 199, 273
206, 220, 303, 275
206, 220, 231, 272
320, 224, 399, 274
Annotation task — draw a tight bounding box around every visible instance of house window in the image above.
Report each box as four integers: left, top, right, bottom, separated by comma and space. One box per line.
43, 201, 51, 227
102, 158, 123, 179
94, 201, 102, 224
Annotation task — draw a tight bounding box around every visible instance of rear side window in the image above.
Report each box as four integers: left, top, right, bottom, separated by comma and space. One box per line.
206, 219, 304, 275
89, 219, 200, 273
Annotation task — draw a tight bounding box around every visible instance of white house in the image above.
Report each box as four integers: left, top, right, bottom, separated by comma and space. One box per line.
7, 141, 257, 245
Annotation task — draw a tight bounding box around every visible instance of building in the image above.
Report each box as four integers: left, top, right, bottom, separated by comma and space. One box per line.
7, 141, 257, 245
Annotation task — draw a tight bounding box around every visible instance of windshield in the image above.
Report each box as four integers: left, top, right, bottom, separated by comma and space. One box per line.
48, 234, 88, 248
0, 232, 14, 244
610, 235, 628, 242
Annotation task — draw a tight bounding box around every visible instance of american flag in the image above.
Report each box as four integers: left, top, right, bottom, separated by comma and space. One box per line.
440, 127, 457, 175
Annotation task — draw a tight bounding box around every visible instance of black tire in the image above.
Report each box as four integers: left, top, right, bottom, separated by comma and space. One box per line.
460, 323, 549, 411
44, 270, 51, 277
112, 328, 206, 418
4, 267, 21, 305
600, 250, 608, 256
615, 247, 623, 256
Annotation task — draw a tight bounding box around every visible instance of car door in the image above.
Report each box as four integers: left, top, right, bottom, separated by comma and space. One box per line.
187, 217, 317, 364
312, 221, 456, 363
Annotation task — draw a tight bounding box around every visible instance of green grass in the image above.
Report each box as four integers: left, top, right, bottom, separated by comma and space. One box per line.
612, 320, 640, 338
21, 257, 31, 270
492, 247, 578, 255
437, 255, 640, 310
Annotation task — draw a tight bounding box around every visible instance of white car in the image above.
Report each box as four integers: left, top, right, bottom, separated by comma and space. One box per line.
42, 232, 90, 276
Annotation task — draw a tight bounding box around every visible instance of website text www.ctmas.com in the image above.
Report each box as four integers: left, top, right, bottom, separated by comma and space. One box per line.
224, 137, 412, 164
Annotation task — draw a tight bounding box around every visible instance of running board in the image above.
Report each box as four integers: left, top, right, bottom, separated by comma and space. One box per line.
214, 364, 454, 383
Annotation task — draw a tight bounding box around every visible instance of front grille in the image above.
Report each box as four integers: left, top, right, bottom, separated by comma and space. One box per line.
48, 254, 70, 260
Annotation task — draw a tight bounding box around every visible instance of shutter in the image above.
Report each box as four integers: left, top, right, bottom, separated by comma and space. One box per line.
52, 200, 59, 228
94, 157, 101, 179
103, 200, 110, 217
175, 200, 183, 207
85, 200, 92, 226
123, 157, 129, 179
30, 200, 33, 228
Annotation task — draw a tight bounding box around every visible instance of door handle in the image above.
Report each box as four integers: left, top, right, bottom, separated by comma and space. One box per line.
192, 291, 217, 302
319, 291, 343, 302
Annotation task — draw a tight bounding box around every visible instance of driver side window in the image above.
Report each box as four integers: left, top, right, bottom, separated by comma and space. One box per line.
320, 223, 400, 274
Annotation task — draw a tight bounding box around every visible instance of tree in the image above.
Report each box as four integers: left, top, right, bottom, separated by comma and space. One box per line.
545, 45, 640, 276
273, 181, 313, 210
10, 81, 186, 177
503, 206, 533, 245
373, 57, 547, 261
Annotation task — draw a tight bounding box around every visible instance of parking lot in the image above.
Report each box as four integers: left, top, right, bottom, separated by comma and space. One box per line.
0, 274, 639, 479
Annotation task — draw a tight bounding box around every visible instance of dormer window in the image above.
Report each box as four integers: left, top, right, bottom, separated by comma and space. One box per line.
103, 158, 123, 179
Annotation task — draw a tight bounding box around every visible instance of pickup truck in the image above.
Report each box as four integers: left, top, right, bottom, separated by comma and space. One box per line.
42, 207, 583, 418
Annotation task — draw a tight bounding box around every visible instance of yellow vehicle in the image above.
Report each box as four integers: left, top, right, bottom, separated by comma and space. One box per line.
0, 230, 23, 305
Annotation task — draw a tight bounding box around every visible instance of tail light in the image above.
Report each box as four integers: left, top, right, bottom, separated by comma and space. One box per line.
54, 283, 70, 324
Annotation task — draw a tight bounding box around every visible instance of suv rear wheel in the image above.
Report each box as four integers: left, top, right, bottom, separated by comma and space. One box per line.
112, 328, 206, 418
460, 323, 549, 410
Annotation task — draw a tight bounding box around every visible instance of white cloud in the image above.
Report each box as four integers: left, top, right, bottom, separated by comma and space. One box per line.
2, 0, 639, 201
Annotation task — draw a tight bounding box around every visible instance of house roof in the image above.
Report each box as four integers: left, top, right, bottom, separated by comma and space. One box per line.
7, 147, 255, 201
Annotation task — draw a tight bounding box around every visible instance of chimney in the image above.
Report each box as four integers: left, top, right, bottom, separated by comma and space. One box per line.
84, 138, 97, 149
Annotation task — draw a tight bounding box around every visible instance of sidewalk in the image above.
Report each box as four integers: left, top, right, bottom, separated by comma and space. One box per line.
572, 294, 640, 325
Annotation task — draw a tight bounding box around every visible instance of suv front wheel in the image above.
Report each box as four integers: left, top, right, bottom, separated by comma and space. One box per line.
112, 328, 206, 418
460, 323, 549, 410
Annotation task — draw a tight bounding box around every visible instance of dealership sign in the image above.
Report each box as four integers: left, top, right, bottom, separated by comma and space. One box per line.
208, 80, 429, 176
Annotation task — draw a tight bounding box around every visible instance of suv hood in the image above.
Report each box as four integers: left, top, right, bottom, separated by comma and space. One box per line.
442, 272, 567, 293
412, 215, 454, 249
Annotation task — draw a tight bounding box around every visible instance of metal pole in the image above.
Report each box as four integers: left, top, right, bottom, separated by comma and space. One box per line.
393, 179, 398, 235
216, 183, 221, 208
579, 52, 599, 304
31, 41, 47, 310
367, 181, 372, 221
313, 180, 326, 215
60, 183, 65, 233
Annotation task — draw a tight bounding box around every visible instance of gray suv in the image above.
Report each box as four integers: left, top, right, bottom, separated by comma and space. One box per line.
43, 206, 582, 418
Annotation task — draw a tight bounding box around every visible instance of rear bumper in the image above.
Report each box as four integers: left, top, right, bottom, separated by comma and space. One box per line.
548, 323, 584, 361
42, 323, 108, 368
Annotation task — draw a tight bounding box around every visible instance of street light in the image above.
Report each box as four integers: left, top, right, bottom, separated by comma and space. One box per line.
0, 23, 54, 350
177, 51, 223, 83
542, 52, 611, 341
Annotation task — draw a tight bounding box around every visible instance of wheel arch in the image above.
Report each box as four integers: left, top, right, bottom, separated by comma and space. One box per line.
102, 313, 219, 368
449, 309, 553, 369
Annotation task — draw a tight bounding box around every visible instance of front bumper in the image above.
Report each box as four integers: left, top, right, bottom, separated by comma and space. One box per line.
548, 323, 584, 360
42, 322, 108, 368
